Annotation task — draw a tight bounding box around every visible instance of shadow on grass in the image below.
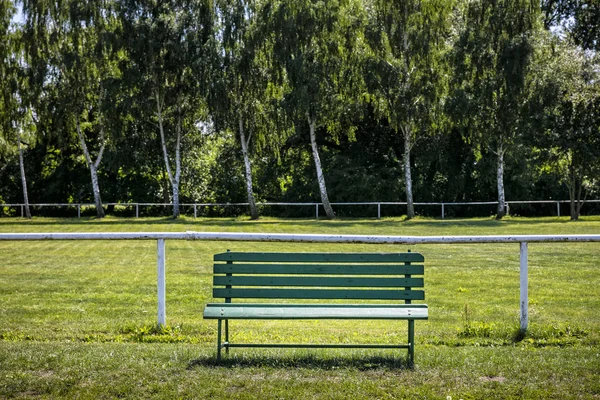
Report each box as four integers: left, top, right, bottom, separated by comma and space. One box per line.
0, 216, 179, 226
513, 329, 527, 343
0, 216, 394, 229
408, 217, 574, 228
0, 215, 579, 229
187, 354, 413, 370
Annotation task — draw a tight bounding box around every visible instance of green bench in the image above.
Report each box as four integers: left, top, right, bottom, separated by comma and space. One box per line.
203, 251, 428, 365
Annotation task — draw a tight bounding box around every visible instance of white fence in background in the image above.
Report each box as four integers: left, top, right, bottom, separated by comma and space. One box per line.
1, 232, 599, 332
2, 200, 600, 218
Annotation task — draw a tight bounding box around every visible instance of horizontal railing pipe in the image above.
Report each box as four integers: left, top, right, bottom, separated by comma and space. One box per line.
1, 232, 598, 331
1, 232, 599, 243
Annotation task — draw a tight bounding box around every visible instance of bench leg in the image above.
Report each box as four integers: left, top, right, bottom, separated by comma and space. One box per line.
408, 320, 415, 367
217, 319, 222, 361
225, 320, 230, 354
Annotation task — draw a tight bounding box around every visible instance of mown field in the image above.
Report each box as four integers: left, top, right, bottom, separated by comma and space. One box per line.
0, 216, 599, 399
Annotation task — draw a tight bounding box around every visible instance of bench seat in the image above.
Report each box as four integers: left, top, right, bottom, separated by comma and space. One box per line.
204, 303, 429, 320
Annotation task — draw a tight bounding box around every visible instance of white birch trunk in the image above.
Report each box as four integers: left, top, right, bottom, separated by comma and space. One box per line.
402, 125, 415, 219
307, 113, 335, 219
239, 115, 259, 220
17, 127, 31, 219
496, 144, 506, 220
172, 115, 182, 219
155, 89, 180, 219
76, 115, 105, 219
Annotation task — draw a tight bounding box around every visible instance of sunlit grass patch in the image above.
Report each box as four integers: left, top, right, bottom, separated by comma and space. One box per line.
0, 216, 599, 398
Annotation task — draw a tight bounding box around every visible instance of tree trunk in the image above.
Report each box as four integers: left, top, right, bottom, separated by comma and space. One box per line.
575, 178, 584, 220
155, 89, 180, 219
88, 164, 104, 218
172, 183, 180, 218
569, 176, 577, 220
569, 160, 581, 221
17, 128, 31, 219
172, 115, 182, 219
307, 113, 335, 219
401, 125, 415, 219
162, 168, 171, 205
496, 145, 506, 220
568, 160, 584, 220
239, 115, 259, 220
76, 116, 105, 219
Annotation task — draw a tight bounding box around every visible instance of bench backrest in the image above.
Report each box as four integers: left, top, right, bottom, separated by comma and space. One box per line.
212, 251, 424, 303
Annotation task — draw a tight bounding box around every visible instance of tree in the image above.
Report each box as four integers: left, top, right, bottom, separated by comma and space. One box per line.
19, 0, 123, 218
451, 0, 540, 219
213, 0, 268, 220
365, 0, 453, 219
1, 0, 34, 218
541, 0, 600, 50
530, 36, 600, 220
119, 0, 214, 218
68, 2, 121, 219
263, 0, 367, 219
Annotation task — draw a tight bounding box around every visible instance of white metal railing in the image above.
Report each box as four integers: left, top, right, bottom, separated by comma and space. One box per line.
2, 200, 600, 218
1, 232, 599, 332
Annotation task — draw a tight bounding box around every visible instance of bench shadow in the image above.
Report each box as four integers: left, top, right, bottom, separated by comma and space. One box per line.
187, 354, 413, 370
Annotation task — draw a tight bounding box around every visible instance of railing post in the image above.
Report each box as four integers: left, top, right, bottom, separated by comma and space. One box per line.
136, 204, 139, 218
316, 204, 319, 219
557, 202, 560, 217
78, 205, 81, 219
441, 203, 445, 219
194, 203, 197, 218
377, 203, 381, 219
157, 239, 166, 327
520, 241, 528, 332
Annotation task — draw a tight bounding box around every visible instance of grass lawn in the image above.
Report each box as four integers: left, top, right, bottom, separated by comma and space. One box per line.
0, 216, 599, 399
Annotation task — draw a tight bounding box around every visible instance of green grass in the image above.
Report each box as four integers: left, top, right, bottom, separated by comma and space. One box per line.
0, 216, 599, 399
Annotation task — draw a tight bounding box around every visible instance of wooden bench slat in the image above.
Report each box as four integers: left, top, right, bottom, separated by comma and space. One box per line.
214, 263, 424, 275
214, 252, 425, 263
213, 276, 424, 288
204, 303, 429, 320
213, 288, 425, 300
208, 303, 429, 309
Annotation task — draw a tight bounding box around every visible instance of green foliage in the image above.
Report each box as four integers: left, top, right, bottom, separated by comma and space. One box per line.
458, 303, 494, 338
119, 323, 193, 343
0, 0, 599, 217
365, 0, 452, 134
264, 0, 367, 136
451, 0, 540, 143
541, 0, 600, 50
529, 34, 600, 219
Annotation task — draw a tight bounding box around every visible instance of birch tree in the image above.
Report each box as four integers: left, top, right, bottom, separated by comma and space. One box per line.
14, 114, 35, 219
1, 0, 33, 218
68, 2, 121, 219
214, 0, 261, 219
365, 0, 452, 219
451, 0, 540, 219
20, 0, 122, 218
264, 0, 367, 219
530, 36, 600, 220
120, 0, 214, 218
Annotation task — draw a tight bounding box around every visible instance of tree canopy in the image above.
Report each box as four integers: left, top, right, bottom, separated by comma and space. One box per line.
1, 0, 598, 220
